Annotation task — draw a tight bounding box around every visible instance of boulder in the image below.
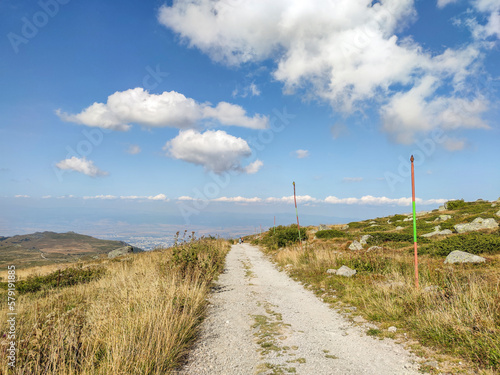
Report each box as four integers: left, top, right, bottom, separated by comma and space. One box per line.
438, 205, 446, 211
496, 210, 500, 217
422, 226, 453, 237
108, 245, 135, 259
492, 203, 497, 208
318, 224, 329, 231
388, 326, 397, 333
360, 235, 372, 245
395, 226, 404, 230
341, 224, 349, 230
403, 217, 413, 222
454, 217, 499, 233
336, 265, 356, 277
444, 250, 486, 264
326, 268, 337, 274
367, 246, 382, 252
435, 214, 452, 222
349, 240, 363, 251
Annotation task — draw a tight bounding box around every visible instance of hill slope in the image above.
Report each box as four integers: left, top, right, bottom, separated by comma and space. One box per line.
0, 231, 143, 268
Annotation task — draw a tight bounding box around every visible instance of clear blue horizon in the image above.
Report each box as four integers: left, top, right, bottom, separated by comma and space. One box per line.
1, 0, 499, 238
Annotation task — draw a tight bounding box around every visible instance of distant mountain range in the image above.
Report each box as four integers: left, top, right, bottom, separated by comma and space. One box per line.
0, 231, 143, 268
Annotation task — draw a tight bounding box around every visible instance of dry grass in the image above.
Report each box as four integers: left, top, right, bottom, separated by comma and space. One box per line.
0, 238, 229, 374
267, 241, 500, 374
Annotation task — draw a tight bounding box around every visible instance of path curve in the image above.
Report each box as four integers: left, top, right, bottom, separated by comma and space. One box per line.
177, 244, 421, 375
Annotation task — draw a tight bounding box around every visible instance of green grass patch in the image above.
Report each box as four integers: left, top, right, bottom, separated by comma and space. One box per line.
422, 231, 500, 256
315, 229, 348, 239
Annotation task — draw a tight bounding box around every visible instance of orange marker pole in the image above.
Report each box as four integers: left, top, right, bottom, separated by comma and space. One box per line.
410, 155, 419, 289
293, 181, 303, 250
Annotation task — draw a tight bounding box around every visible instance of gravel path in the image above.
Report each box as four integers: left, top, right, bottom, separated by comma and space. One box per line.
176, 243, 422, 375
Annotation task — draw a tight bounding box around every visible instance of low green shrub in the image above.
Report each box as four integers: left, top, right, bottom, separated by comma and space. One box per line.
446, 199, 467, 210
261, 225, 307, 249
426, 232, 500, 256
315, 229, 348, 239
1, 266, 106, 294
366, 232, 430, 245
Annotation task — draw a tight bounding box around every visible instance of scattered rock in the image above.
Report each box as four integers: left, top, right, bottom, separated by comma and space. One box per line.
336, 265, 356, 277
369, 221, 376, 224
444, 250, 486, 264
326, 269, 337, 274
369, 224, 378, 227
416, 211, 430, 217
476, 198, 486, 202
496, 210, 500, 217
395, 226, 404, 230
349, 240, 363, 251
434, 214, 452, 222
492, 203, 497, 208
438, 205, 446, 211
360, 235, 372, 245
341, 224, 349, 230
421, 227, 453, 237
108, 245, 134, 259
387, 220, 392, 224
388, 326, 397, 333
367, 246, 382, 252
403, 217, 413, 222
318, 224, 329, 231
454, 217, 499, 233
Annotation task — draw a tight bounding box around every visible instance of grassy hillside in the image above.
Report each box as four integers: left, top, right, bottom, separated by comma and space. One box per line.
0, 231, 139, 269
0, 237, 229, 374
253, 199, 500, 374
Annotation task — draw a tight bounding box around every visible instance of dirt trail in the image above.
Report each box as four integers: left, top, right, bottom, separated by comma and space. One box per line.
177, 243, 421, 374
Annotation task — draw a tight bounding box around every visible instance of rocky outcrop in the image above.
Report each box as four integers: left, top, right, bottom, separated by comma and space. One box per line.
318, 224, 329, 231
454, 217, 499, 233
349, 240, 363, 251
108, 245, 138, 259
360, 235, 372, 245
444, 250, 486, 264
422, 226, 453, 238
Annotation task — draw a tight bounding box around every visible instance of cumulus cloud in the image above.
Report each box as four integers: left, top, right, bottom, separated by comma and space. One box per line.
127, 145, 141, 155
164, 129, 262, 174
14, 194, 30, 198
294, 149, 309, 159
55, 157, 108, 177
120, 194, 169, 201
324, 195, 447, 206
57, 88, 268, 131
265, 195, 318, 204
342, 177, 363, 182
83, 195, 117, 200
159, 0, 491, 144
212, 196, 262, 203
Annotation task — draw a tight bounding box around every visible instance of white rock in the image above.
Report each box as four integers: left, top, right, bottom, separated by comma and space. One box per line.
444, 250, 486, 264
388, 326, 397, 333
395, 226, 404, 230
360, 235, 372, 245
434, 214, 452, 222
349, 240, 363, 251
326, 269, 337, 274
454, 217, 499, 233
367, 246, 382, 252
336, 266, 356, 277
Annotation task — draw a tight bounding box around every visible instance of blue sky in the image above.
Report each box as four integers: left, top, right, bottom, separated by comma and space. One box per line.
0, 0, 499, 237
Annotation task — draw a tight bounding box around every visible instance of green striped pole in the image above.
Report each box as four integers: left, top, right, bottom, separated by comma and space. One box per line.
411, 155, 419, 289
293, 181, 303, 250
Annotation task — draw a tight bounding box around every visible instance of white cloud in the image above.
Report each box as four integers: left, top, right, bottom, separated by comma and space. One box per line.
324, 195, 447, 206
177, 195, 195, 201
294, 149, 309, 159
127, 145, 141, 155
42, 195, 52, 199
437, 0, 459, 9
265, 195, 318, 204
244, 160, 264, 174
83, 195, 117, 200
14, 194, 30, 198
342, 177, 363, 182
57, 88, 268, 131
120, 194, 169, 201
164, 129, 261, 174
55, 157, 108, 177
212, 196, 262, 203
159, 0, 491, 144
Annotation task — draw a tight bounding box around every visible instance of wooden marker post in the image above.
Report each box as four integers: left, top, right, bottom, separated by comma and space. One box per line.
410, 155, 419, 289
293, 181, 303, 250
